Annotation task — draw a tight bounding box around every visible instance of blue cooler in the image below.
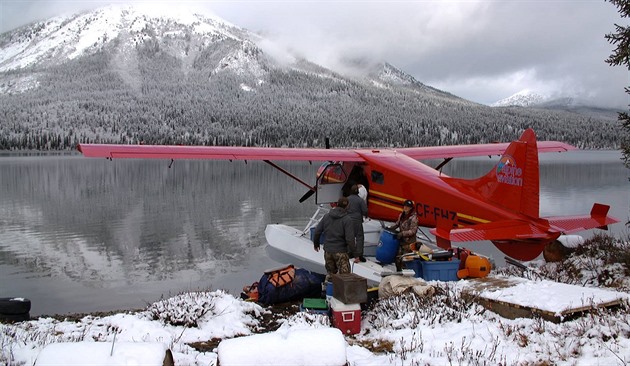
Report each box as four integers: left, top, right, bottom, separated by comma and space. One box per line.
420, 259, 461, 281
376, 230, 399, 264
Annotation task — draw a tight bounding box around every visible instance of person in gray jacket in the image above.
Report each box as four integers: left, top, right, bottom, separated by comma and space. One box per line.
346, 184, 368, 261
313, 197, 356, 282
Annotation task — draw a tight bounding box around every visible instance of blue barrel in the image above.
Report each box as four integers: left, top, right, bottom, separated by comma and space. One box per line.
376, 230, 399, 264
310, 227, 325, 244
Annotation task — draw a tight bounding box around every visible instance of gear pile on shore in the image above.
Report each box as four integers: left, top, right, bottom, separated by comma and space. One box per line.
2, 234, 629, 365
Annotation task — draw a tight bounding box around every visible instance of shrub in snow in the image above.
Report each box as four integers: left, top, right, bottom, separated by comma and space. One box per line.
145, 291, 217, 327
277, 311, 331, 330
499, 234, 630, 291
365, 284, 478, 330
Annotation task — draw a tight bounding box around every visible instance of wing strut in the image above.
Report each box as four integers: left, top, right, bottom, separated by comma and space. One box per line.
263, 160, 314, 191
435, 157, 453, 171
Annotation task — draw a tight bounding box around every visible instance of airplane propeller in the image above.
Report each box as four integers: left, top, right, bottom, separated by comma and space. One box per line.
298, 188, 316, 203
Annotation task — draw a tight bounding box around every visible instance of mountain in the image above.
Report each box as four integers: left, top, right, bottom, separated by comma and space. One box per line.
491, 89, 548, 107
365, 62, 469, 103
492, 90, 621, 121
0, 5, 261, 85
0, 5, 621, 150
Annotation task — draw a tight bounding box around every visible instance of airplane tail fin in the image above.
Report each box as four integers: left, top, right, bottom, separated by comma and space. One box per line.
447, 128, 540, 218
436, 129, 620, 261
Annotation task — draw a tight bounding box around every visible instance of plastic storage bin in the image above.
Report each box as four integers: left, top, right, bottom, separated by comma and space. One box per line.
417, 259, 461, 281
411, 259, 424, 278
300, 298, 329, 315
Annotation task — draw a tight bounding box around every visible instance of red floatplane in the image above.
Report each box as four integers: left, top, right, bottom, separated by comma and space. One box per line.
78, 129, 619, 282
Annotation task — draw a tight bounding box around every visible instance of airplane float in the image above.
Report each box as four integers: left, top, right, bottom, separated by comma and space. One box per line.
78, 128, 619, 283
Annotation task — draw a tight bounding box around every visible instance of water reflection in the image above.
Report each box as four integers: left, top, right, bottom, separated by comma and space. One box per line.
0, 151, 627, 315
0, 156, 316, 314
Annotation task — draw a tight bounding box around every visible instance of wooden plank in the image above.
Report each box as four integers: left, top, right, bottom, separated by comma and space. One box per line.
460, 275, 628, 323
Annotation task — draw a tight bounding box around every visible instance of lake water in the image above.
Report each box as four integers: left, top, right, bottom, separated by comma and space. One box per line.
1, 150, 628, 316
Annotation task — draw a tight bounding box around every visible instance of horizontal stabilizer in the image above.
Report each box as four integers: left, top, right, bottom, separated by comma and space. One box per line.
546, 203, 619, 233
431, 220, 550, 242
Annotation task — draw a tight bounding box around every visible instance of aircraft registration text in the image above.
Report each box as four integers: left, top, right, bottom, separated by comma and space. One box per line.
415, 203, 457, 222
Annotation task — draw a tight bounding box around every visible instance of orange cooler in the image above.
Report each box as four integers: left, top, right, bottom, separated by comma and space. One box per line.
329, 297, 361, 335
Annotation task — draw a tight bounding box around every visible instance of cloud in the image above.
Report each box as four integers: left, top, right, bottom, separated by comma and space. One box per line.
1, 0, 628, 108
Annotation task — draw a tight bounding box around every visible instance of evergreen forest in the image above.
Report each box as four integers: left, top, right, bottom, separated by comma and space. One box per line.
0, 43, 622, 151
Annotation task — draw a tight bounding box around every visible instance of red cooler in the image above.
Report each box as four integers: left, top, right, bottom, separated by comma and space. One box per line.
329, 297, 361, 335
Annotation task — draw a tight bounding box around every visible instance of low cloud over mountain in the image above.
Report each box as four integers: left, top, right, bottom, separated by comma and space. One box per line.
0, 5, 622, 150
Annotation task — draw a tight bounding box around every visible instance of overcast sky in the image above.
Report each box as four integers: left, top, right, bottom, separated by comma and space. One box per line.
1, 0, 628, 108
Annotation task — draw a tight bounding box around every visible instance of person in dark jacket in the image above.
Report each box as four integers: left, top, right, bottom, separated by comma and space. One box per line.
313, 197, 356, 282
346, 184, 368, 261
389, 199, 418, 271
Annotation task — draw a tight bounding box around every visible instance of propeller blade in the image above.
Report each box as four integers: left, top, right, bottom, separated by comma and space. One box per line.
299, 189, 315, 203
299, 138, 328, 203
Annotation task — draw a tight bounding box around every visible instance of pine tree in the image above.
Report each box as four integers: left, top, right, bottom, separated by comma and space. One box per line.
605, 0, 630, 167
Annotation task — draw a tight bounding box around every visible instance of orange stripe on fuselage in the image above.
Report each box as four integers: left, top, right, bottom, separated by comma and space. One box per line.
457, 213, 490, 224
368, 189, 406, 215
370, 189, 491, 227
457, 212, 490, 228
370, 199, 403, 212
369, 189, 406, 204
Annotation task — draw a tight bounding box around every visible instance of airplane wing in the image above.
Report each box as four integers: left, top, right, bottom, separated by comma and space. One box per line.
78, 140, 576, 162
77, 144, 364, 162
397, 141, 576, 160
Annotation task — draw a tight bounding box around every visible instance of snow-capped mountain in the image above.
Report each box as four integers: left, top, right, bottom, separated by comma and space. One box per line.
0, 5, 620, 151
372, 62, 417, 86
0, 4, 262, 75
361, 62, 469, 103
0, 5, 465, 101
492, 90, 621, 120
491, 89, 548, 107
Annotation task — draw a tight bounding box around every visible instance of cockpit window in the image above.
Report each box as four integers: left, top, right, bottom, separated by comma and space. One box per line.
318, 163, 347, 184
371, 170, 384, 185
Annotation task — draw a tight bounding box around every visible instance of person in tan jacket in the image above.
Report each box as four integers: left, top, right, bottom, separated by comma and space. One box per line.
389, 199, 418, 271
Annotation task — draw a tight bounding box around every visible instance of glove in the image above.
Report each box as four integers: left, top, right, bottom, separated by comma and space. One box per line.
396, 232, 403, 239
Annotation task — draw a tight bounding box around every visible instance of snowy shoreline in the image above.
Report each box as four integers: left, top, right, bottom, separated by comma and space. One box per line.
3, 235, 630, 365
3, 277, 630, 366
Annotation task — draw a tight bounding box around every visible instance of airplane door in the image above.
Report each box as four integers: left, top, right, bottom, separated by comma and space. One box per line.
315, 163, 347, 204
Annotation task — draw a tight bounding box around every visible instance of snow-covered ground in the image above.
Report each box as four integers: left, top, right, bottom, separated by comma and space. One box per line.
2, 275, 630, 366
